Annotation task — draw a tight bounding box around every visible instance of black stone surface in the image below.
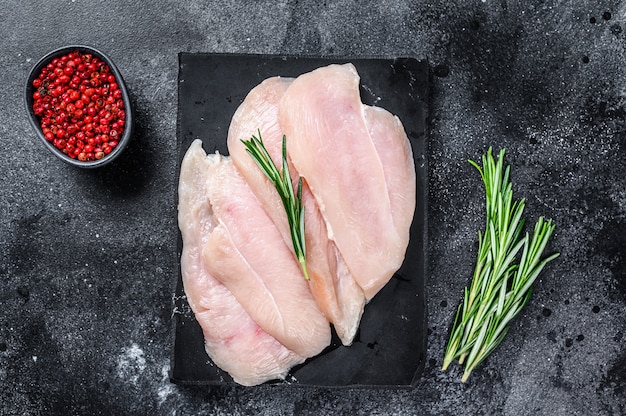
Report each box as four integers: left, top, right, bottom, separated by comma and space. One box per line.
1, 1, 625, 415
172, 54, 428, 388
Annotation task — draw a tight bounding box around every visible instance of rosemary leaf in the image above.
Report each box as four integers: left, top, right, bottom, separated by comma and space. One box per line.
241, 131, 310, 280
442, 147, 559, 381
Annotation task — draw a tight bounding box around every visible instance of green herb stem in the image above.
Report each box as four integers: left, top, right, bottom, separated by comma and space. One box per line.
241, 131, 309, 281
442, 147, 559, 381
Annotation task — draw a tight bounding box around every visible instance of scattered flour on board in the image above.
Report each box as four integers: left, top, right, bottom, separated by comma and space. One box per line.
116, 342, 146, 385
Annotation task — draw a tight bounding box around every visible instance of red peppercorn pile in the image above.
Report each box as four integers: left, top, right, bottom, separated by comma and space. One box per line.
31, 51, 126, 162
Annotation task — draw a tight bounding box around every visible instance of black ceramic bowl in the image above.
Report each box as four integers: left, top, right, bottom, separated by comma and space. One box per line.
25, 45, 133, 168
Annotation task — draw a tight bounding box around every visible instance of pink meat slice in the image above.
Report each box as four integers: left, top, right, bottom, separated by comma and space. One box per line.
363, 105, 416, 243
203, 151, 331, 358
227, 77, 296, 236
279, 63, 416, 300
227, 77, 365, 345
178, 139, 304, 386
300, 185, 365, 345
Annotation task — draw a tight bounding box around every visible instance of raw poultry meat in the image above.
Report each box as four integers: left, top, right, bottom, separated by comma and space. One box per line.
279, 63, 416, 300
177, 62, 416, 385
363, 105, 416, 243
227, 77, 295, 236
201, 150, 331, 358
227, 77, 366, 345
177, 140, 305, 385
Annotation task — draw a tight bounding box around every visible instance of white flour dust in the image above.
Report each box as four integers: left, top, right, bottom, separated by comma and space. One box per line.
116, 342, 146, 385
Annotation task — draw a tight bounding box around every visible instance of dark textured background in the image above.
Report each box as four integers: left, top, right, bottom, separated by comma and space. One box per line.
1, 1, 624, 415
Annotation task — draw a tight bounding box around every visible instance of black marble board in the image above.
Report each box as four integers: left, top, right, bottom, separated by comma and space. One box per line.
171, 53, 429, 387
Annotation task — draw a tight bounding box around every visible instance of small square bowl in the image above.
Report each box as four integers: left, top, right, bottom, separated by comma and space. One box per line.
25, 45, 133, 168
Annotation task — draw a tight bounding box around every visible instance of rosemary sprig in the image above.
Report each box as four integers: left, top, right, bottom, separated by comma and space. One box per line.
442, 147, 559, 382
240, 131, 309, 280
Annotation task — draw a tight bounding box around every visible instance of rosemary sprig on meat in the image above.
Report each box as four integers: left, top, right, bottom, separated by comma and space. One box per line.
442, 147, 559, 382
241, 131, 309, 280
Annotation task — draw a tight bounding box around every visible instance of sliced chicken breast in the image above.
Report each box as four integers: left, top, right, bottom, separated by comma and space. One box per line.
363, 105, 416, 243
178, 139, 304, 385
279, 63, 415, 300
227, 77, 365, 345
202, 151, 331, 358
178, 62, 416, 385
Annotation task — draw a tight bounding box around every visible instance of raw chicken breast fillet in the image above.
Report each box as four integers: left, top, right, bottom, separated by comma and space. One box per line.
178, 139, 304, 386
201, 146, 331, 358
279, 63, 416, 300
177, 62, 416, 385
227, 77, 366, 345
